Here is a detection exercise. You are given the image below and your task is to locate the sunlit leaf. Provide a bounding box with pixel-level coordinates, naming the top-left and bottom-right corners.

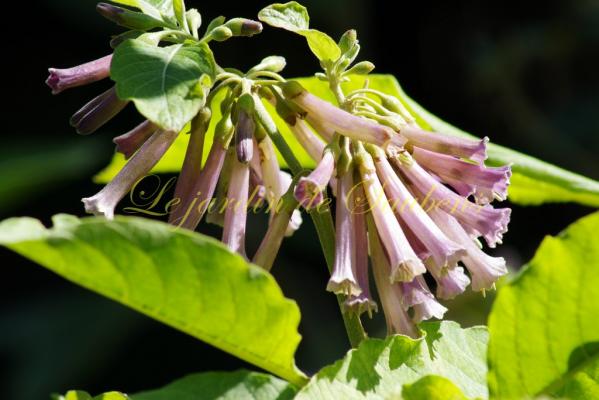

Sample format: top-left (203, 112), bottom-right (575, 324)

top-left (488, 211), bottom-right (599, 399)
top-left (0, 215), bottom-right (306, 385)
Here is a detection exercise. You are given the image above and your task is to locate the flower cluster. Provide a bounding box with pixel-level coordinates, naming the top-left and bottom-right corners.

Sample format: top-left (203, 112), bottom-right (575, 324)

top-left (47, 2), bottom-right (511, 338)
top-left (279, 79), bottom-right (511, 337)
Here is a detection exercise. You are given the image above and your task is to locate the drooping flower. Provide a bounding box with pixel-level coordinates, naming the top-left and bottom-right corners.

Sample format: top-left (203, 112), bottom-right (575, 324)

top-left (327, 167), bottom-right (361, 296)
top-left (83, 129), bottom-right (178, 219)
top-left (113, 120), bottom-right (159, 159)
top-left (294, 148), bottom-right (335, 209)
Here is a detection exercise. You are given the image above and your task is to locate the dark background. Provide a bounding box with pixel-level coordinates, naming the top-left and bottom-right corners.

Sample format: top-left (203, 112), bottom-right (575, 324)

top-left (1, 1), bottom-right (598, 398)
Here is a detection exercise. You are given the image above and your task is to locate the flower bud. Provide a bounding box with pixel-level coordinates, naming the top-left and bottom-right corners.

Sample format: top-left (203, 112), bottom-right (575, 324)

top-left (46, 55), bottom-right (112, 95)
top-left (344, 61), bottom-right (375, 76)
top-left (96, 3), bottom-right (166, 30)
top-left (210, 26), bottom-right (233, 42)
top-left (225, 18), bottom-right (263, 37)
top-left (338, 29), bottom-right (358, 54)
top-left (70, 86), bottom-right (129, 135)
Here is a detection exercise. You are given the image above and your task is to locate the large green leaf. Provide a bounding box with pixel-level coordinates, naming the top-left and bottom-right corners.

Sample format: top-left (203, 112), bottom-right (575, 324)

top-left (295, 321), bottom-right (488, 399)
top-left (132, 370), bottom-right (296, 400)
top-left (0, 215), bottom-right (306, 385)
top-left (488, 211), bottom-right (599, 399)
top-left (111, 39), bottom-right (216, 132)
top-left (95, 74), bottom-right (599, 207)
top-left (258, 2), bottom-right (341, 62)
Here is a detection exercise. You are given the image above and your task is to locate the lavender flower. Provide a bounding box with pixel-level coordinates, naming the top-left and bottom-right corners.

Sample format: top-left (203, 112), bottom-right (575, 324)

top-left (327, 169), bottom-right (361, 296)
top-left (287, 118), bottom-right (326, 161)
top-left (344, 184), bottom-right (377, 316)
top-left (401, 277), bottom-right (447, 323)
top-left (433, 266), bottom-right (471, 300)
top-left (83, 129), bottom-right (178, 219)
top-left (370, 146), bottom-right (466, 270)
top-left (70, 86), bottom-right (129, 135)
top-left (401, 124), bottom-right (488, 164)
top-left (396, 156), bottom-right (511, 248)
top-left (412, 147), bottom-right (511, 204)
top-left (46, 55), bottom-right (112, 95)
top-left (368, 216), bottom-right (418, 338)
top-left (355, 147), bottom-right (426, 282)
top-left (170, 109), bottom-right (212, 213)
top-left (429, 208), bottom-right (508, 291)
top-left (222, 157), bottom-right (250, 256)
top-left (113, 120), bottom-right (158, 159)
top-left (294, 148), bottom-right (335, 209)
top-left (282, 82), bottom-right (406, 148)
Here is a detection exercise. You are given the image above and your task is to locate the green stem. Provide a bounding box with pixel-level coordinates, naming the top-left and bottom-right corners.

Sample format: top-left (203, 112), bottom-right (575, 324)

top-left (252, 94), bottom-right (367, 348)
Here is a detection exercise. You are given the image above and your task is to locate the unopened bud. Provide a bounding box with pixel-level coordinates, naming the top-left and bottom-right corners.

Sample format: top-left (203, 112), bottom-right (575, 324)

top-left (338, 29), bottom-right (358, 54)
top-left (344, 61), bottom-right (375, 76)
top-left (225, 18), bottom-right (263, 37)
top-left (210, 26), bottom-right (233, 42)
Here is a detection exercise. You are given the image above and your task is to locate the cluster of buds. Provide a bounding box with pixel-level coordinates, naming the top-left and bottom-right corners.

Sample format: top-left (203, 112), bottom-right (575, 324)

top-left (47, 2), bottom-right (511, 338)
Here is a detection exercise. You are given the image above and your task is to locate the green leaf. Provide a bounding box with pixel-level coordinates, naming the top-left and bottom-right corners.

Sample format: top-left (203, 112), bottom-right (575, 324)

top-left (111, 0), bottom-right (175, 22)
top-left (258, 2), bottom-right (310, 32)
top-left (402, 376), bottom-right (469, 400)
top-left (0, 215), bottom-right (306, 386)
top-left (488, 211), bottom-right (599, 399)
top-left (132, 370), bottom-right (297, 400)
top-left (295, 321), bottom-right (488, 399)
top-left (111, 39), bottom-right (216, 132)
top-left (258, 2), bottom-right (340, 62)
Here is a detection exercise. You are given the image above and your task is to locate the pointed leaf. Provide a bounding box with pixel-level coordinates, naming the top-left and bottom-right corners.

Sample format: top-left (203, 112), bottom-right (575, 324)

top-left (488, 211), bottom-right (599, 399)
top-left (258, 2), bottom-right (340, 62)
top-left (0, 215), bottom-right (306, 385)
top-left (111, 39), bottom-right (216, 132)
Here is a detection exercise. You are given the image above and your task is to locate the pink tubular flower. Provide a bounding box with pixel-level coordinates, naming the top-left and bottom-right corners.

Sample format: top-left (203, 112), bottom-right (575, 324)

top-left (356, 149), bottom-right (426, 282)
top-left (70, 86), bottom-right (129, 135)
top-left (370, 147), bottom-right (466, 269)
top-left (412, 147), bottom-right (511, 204)
top-left (222, 157), bottom-right (250, 256)
top-left (401, 124), bottom-right (488, 164)
top-left (369, 216), bottom-right (418, 338)
top-left (168, 140), bottom-right (227, 229)
top-left (113, 120), bottom-right (158, 159)
top-left (429, 208), bottom-right (508, 291)
top-left (396, 157), bottom-right (511, 248)
top-left (327, 169), bottom-right (361, 296)
top-left (277, 171), bottom-right (303, 236)
top-left (287, 118), bottom-right (326, 161)
top-left (282, 82), bottom-right (406, 148)
top-left (344, 184), bottom-right (378, 316)
top-left (433, 266), bottom-right (471, 300)
top-left (83, 130), bottom-right (178, 219)
top-left (46, 54), bottom-right (113, 95)
top-left (294, 148), bottom-right (335, 209)
top-left (401, 277), bottom-right (447, 323)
